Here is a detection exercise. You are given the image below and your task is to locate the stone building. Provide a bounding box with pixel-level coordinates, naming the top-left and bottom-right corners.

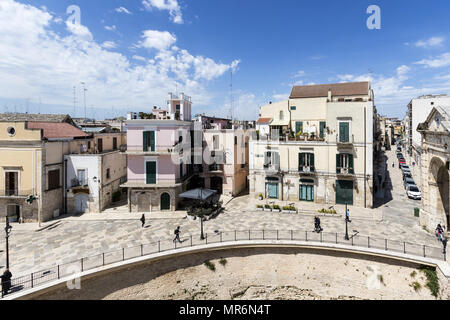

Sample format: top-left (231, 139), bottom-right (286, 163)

top-left (197, 117), bottom-right (249, 197)
top-left (64, 137), bottom-right (127, 214)
top-left (417, 106), bottom-right (450, 234)
top-left (249, 82), bottom-right (376, 208)
top-left (0, 114), bottom-right (90, 223)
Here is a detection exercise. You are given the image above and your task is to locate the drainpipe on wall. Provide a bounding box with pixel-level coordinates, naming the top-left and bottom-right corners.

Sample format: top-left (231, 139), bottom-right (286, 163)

top-left (64, 159), bottom-right (68, 215)
top-left (364, 106), bottom-right (367, 208)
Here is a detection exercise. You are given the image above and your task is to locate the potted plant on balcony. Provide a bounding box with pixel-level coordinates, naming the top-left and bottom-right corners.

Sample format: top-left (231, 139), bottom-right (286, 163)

top-left (258, 193), bottom-right (263, 200)
top-left (264, 204), bottom-right (272, 212)
top-left (256, 204), bottom-right (263, 211)
top-left (272, 204), bottom-right (281, 213)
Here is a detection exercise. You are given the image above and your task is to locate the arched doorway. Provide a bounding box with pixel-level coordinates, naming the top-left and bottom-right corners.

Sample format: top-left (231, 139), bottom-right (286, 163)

top-left (160, 193), bottom-right (171, 211)
top-left (210, 176), bottom-right (223, 194)
top-left (429, 157), bottom-right (450, 230)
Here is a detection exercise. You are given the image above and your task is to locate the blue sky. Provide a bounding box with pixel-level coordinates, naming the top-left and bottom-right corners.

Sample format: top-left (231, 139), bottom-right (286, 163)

top-left (1, 0), bottom-right (450, 120)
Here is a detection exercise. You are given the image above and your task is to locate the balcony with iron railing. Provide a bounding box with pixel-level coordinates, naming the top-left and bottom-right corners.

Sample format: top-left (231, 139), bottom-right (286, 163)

top-left (336, 134), bottom-right (355, 146)
top-left (336, 167), bottom-right (355, 176)
top-left (299, 166), bottom-right (315, 175)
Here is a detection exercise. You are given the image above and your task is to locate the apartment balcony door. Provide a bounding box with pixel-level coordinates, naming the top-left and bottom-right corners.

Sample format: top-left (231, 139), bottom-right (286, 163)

top-left (266, 183), bottom-right (278, 199)
top-left (300, 185), bottom-right (314, 202)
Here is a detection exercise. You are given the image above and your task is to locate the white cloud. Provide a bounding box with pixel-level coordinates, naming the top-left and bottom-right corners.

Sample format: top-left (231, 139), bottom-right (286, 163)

top-left (292, 70), bottom-right (305, 78)
top-left (101, 41), bottom-right (117, 49)
top-left (272, 93), bottom-right (289, 101)
top-left (105, 25), bottom-right (116, 31)
top-left (115, 7), bottom-right (132, 14)
top-left (139, 30), bottom-right (177, 50)
top-left (142, 0), bottom-right (183, 24)
top-left (132, 55), bottom-right (147, 62)
top-left (0, 0), bottom-right (239, 113)
top-left (415, 36), bottom-right (444, 48)
top-left (415, 53), bottom-right (450, 68)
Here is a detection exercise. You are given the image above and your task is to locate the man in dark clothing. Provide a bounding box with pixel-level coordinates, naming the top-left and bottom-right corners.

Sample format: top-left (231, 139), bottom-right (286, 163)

top-left (346, 209), bottom-right (352, 223)
top-left (140, 214), bottom-right (146, 228)
top-left (443, 237), bottom-right (448, 255)
top-left (173, 226), bottom-right (182, 243)
top-left (1, 269), bottom-right (12, 296)
top-left (314, 216), bottom-right (322, 233)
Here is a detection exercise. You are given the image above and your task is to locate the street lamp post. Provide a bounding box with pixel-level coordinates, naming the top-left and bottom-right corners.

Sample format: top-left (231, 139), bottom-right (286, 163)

top-left (5, 218), bottom-right (12, 269)
top-left (344, 203), bottom-right (349, 241)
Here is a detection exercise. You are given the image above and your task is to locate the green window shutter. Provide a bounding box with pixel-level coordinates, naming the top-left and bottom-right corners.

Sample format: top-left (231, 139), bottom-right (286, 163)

top-left (143, 131), bottom-right (148, 151)
top-left (336, 154), bottom-right (341, 173)
top-left (146, 162), bottom-right (156, 184)
top-left (299, 153), bottom-right (304, 167)
top-left (296, 122), bottom-right (303, 134)
top-left (149, 131), bottom-right (155, 151)
top-left (309, 153), bottom-right (315, 167)
top-left (339, 123), bottom-right (349, 142)
top-left (320, 122), bottom-right (326, 138)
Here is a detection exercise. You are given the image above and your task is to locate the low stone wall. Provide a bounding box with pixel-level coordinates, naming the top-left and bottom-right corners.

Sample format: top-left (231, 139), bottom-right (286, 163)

top-left (13, 244), bottom-right (449, 300)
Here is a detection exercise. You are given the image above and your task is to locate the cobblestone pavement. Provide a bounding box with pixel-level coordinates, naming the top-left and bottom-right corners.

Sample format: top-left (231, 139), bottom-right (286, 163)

top-left (0, 148), bottom-right (444, 277)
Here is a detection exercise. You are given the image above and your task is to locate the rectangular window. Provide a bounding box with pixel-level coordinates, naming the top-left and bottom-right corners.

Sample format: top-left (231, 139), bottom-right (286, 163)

top-left (295, 122), bottom-right (303, 134)
top-left (290, 106), bottom-right (296, 111)
top-left (48, 169), bottom-right (60, 190)
top-left (146, 161), bottom-right (156, 184)
top-left (5, 172), bottom-right (18, 196)
top-left (113, 137), bottom-right (117, 150)
top-left (339, 122), bottom-right (350, 142)
top-left (299, 153), bottom-right (315, 172)
top-left (97, 138), bottom-right (103, 153)
top-left (143, 131), bottom-right (155, 152)
top-left (87, 141), bottom-right (91, 149)
top-left (336, 153), bottom-right (354, 174)
top-left (213, 135), bottom-right (219, 150)
top-left (320, 122), bottom-right (326, 139)
top-left (77, 169), bottom-right (86, 186)
top-left (106, 168), bottom-right (111, 180)
top-left (180, 161), bottom-right (183, 179)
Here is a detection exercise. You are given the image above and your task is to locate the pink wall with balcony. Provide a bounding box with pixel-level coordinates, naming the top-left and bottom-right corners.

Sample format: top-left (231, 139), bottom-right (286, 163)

top-left (127, 155), bottom-right (180, 184)
top-left (126, 124), bottom-right (191, 151)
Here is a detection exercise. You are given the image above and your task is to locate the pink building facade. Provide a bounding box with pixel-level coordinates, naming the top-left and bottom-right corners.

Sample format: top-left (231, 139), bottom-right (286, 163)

top-left (122, 94), bottom-right (195, 212)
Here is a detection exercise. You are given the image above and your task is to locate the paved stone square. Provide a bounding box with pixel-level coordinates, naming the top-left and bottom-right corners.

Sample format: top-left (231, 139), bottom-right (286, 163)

top-left (0, 148), bottom-right (444, 278)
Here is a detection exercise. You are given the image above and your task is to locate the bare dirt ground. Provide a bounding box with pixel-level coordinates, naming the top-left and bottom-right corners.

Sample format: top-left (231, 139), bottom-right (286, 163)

top-left (38, 248), bottom-right (437, 300)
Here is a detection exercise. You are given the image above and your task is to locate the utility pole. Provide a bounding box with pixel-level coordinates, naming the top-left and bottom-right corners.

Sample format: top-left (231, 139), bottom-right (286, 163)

top-left (81, 82), bottom-right (87, 121)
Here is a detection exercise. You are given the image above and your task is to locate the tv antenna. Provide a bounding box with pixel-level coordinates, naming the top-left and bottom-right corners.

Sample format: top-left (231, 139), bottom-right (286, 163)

top-left (229, 70), bottom-right (233, 121)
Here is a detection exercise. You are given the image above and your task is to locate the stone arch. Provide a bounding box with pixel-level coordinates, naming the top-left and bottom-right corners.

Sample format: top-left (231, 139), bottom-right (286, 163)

top-left (429, 157), bottom-right (449, 230)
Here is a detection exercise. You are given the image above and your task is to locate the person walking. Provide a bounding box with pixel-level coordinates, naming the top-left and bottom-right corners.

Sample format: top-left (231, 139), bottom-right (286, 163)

top-left (314, 216), bottom-right (322, 233)
top-left (173, 226), bottom-right (182, 243)
top-left (1, 268), bottom-right (12, 297)
top-left (442, 236), bottom-right (448, 255)
top-left (140, 214), bottom-right (146, 228)
top-left (346, 208), bottom-right (351, 223)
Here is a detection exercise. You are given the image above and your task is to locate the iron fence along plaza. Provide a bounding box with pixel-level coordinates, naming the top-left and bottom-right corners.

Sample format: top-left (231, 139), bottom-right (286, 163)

top-left (2, 230), bottom-right (446, 298)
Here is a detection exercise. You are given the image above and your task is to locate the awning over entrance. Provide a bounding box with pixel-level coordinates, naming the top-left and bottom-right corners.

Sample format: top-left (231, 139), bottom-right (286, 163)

top-left (179, 188), bottom-right (217, 201)
top-left (270, 119), bottom-right (290, 126)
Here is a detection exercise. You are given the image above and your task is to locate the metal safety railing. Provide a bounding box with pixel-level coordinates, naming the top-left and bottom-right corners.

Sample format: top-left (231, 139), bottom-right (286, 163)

top-left (1, 229), bottom-right (446, 298)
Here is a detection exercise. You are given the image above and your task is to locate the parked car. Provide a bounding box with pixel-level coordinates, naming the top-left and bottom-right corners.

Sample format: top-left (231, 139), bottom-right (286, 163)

top-left (404, 177), bottom-right (416, 189)
top-left (406, 185), bottom-right (421, 200)
top-left (403, 172), bottom-right (413, 180)
top-left (397, 153), bottom-right (403, 158)
top-left (399, 160), bottom-right (406, 168)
